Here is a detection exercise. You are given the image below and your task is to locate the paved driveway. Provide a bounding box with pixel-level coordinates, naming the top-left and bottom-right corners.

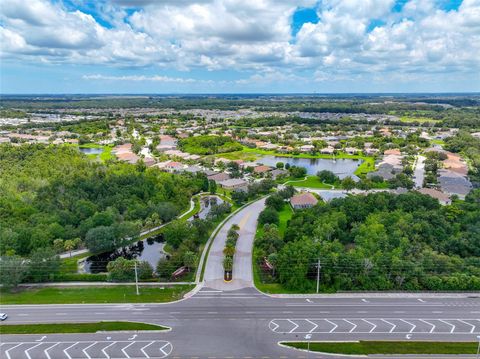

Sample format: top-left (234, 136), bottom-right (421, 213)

top-left (203, 198), bottom-right (266, 290)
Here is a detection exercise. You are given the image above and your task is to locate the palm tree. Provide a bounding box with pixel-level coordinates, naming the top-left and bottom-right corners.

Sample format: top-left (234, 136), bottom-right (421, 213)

top-left (223, 256), bottom-right (233, 271)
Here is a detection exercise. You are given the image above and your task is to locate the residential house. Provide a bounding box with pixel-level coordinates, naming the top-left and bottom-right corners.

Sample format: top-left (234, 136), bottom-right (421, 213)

top-left (418, 188), bottom-right (452, 205)
top-left (218, 178), bottom-right (248, 192)
top-left (290, 192), bottom-right (319, 209)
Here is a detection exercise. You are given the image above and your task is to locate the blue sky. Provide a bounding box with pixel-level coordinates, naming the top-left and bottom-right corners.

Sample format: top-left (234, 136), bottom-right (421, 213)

top-left (1, 0), bottom-right (479, 93)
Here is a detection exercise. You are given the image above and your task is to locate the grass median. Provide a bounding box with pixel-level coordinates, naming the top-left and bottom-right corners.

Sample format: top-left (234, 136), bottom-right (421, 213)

top-left (0, 285), bottom-right (194, 305)
top-left (282, 341), bottom-right (478, 355)
top-left (0, 321), bottom-right (168, 335)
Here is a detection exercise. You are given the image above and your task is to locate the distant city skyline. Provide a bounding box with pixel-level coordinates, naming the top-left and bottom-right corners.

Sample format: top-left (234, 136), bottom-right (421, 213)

top-left (1, 0), bottom-right (479, 94)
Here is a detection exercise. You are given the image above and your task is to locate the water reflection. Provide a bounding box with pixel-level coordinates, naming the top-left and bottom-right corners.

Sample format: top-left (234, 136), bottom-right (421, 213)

top-left (83, 233), bottom-right (165, 273)
top-left (258, 155), bottom-right (361, 179)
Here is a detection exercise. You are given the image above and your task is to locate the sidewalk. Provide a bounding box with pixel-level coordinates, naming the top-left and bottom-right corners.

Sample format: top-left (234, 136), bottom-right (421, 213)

top-left (19, 281), bottom-right (194, 287)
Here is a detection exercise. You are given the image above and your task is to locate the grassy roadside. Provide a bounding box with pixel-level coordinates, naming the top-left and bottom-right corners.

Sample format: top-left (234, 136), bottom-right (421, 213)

top-left (0, 285), bottom-right (193, 305)
top-left (0, 322), bottom-right (168, 335)
top-left (282, 341), bottom-right (478, 355)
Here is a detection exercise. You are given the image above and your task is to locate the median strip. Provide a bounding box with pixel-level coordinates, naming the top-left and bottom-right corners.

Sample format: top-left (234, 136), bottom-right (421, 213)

top-left (0, 321), bottom-right (169, 335)
top-left (280, 341), bottom-right (479, 355)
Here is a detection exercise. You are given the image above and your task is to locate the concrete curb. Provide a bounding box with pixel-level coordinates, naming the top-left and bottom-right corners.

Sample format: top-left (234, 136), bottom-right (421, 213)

top-left (265, 292), bottom-right (480, 299)
top-left (277, 341), bottom-right (367, 358)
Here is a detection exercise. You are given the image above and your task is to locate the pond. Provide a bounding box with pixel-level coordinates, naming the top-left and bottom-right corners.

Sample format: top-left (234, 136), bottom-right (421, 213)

top-left (82, 195), bottom-right (224, 273)
top-left (79, 147), bottom-right (104, 155)
top-left (258, 155), bottom-right (362, 179)
top-left (82, 234), bottom-right (166, 274)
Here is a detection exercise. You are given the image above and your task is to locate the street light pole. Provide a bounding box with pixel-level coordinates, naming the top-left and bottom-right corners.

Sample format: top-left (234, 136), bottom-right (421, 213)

top-left (316, 259), bottom-right (321, 294)
top-left (134, 261), bottom-right (139, 296)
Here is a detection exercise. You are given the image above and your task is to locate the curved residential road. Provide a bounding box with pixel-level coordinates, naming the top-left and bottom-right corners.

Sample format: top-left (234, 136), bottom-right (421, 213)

top-left (203, 197), bottom-right (266, 291)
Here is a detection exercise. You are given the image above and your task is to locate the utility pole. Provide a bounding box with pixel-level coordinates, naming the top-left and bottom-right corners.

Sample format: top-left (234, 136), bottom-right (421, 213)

top-left (134, 261), bottom-right (140, 296)
top-left (316, 258), bottom-right (321, 294)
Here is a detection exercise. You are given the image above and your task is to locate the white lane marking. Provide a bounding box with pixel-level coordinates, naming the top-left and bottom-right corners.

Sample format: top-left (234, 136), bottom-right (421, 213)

top-left (55, 313), bottom-right (67, 315)
top-left (140, 341), bottom-right (155, 358)
top-left (35, 336), bottom-right (46, 342)
top-left (400, 319), bottom-right (416, 333)
top-left (433, 311), bottom-right (443, 314)
top-left (439, 319), bottom-right (456, 333)
top-left (63, 342), bottom-right (78, 359)
top-left (159, 342), bottom-right (172, 357)
top-left (207, 312), bottom-right (218, 314)
top-left (5, 343), bottom-right (23, 359)
top-left (82, 342), bottom-right (97, 359)
top-left (121, 341), bottom-right (135, 359)
top-left (357, 311), bottom-right (367, 314)
top-left (282, 311), bottom-right (293, 314)
top-left (305, 319), bottom-right (318, 333)
top-left (268, 320), bottom-right (279, 332)
top-left (25, 343), bottom-right (43, 359)
top-left (325, 319), bottom-right (338, 333)
top-left (419, 319), bottom-right (435, 333)
top-left (169, 312), bottom-right (180, 314)
top-left (245, 311), bottom-right (256, 314)
top-left (199, 290), bottom-right (223, 293)
top-left (287, 319), bottom-right (299, 333)
top-left (95, 312), bottom-right (106, 315)
top-left (457, 319), bottom-right (476, 333)
top-left (44, 342), bottom-right (59, 359)
top-left (343, 319), bottom-right (357, 333)
top-left (362, 319), bottom-right (377, 333)
top-left (18, 314), bottom-right (29, 316)
top-left (101, 341), bottom-right (116, 358)
top-left (381, 319), bottom-right (396, 333)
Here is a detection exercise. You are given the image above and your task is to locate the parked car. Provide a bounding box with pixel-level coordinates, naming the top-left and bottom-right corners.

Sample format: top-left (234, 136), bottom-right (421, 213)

top-left (0, 313), bottom-right (7, 321)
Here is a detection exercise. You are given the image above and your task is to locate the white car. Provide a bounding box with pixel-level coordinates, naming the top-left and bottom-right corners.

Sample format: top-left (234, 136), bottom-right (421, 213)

top-left (0, 313), bottom-right (7, 321)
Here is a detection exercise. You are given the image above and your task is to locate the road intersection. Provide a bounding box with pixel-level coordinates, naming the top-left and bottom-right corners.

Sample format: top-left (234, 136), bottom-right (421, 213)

top-left (1, 199), bottom-right (480, 358)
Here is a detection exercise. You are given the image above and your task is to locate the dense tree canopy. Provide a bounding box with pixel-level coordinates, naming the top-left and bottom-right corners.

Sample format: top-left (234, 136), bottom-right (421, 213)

top-left (0, 144), bottom-right (203, 256)
top-left (257, 191), bottom-right (480, 292)
top-left (178, 135), bottom-right (242, 155)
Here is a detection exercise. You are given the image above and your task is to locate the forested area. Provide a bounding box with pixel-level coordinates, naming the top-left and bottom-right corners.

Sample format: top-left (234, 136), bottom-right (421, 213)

top-left (256, 191), bottom-right (480, 292)
top-left (178, 135), bottom-right (242, 155)
top-left (0, 144), bottom-right (203, 257)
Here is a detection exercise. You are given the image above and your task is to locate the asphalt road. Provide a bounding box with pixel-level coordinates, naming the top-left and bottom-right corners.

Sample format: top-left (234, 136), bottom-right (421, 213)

top-left (2, 289), bottom-right (480, 358)
top-left (203, 198), bottom-right (266, 291)
top-left (2, 198), bottom-right (480, 358)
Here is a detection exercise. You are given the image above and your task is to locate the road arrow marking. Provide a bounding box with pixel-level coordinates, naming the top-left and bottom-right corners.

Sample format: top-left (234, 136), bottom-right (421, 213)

top-left (417, 298), bottom-right (426, 303)
top-left (306, 299), bottom-right (313, 303)
top-left (406, 334), bottom-right (412, 339)
top-left (128, 334), bottom-right (137, 340)
top-left (361, 299), bottom-right (369, 303)
top-left (82, 341), bottom-right (97, 359)
top-left (35, 336), bottom-right (46, 342)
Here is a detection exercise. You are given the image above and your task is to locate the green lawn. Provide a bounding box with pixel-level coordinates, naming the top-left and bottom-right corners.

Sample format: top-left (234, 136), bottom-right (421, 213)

top-left (431, 139), bottom-right (446, 146)
top-left (283, 341), bottom-right (478, 355)
top-left (0, 321), bottom-right (168, 335)
top-left (78, 143), bottom-right (114, 162)
top-left (286, 176), bottom-right (334, 189)
top-left (399, 116), bottom-right (439, 123)
top-left (0, 285), bottom-right (193, 305)
top-left (277, 205), bottom-right (293, 237)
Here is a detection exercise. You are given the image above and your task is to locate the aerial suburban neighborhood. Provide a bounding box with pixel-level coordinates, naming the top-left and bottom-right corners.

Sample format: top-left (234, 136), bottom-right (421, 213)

top-left (1, 0), bottom-right (480, 357)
